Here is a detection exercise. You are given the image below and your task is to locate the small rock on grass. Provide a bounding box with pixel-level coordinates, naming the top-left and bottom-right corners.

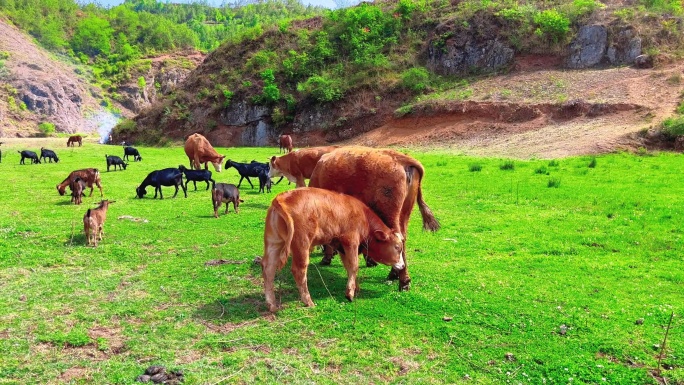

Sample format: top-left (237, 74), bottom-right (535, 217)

top-left (442, 316), bottom-right (453, 322)
top-left (635, 318), bottom-right (644, 325)
top-left (505, 352), bottom-right (515, 361)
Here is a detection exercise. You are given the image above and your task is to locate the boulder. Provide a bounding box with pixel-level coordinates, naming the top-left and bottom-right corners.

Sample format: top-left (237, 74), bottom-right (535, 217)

top-left (566, 25), bottom-right (607, 68)
top-left (428, 38), bottom-right (514, 75)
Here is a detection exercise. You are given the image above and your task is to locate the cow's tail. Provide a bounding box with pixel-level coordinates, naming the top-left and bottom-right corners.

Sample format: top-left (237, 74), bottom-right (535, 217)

top-left (268, 199), bottom-right (294, 271)
top-left (86, 209), bottom-right (91, 218)
top-left (405, 160), bottom-right (440, 232)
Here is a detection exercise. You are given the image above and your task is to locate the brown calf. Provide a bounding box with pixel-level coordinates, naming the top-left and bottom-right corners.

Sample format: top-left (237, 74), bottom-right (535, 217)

top-left (279, 134), bottom-right (293, 153)
top-left (262, 187), bottom-right (405, 312)
top-left (70, 177), bottom-right (86, 205)
top-left (57, 168), bottom-right (103, 197)
top-left (83, 200), bottom-right (115, 247)
top-left (268, 146), bottom-right (339, 188)
top-left (309, 146), bottom-right (440, 291)
top-left (67, 135), bottom-right (82, 147)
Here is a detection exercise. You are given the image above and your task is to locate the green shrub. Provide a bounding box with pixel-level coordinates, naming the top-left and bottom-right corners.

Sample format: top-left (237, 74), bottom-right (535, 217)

top-left (588, 157), bottom-right (597, 168)
top-left (222, 89), bottom-right (234, 108)
top-left (533, 10), bottom-right (570, 42)
top-left (7, 96), bottom-right (17, 111)
top-left (548, 160), bottom-right (560, 167)
top-left (19, 101), bottom-right (27, 111)
top-left (297, 75), bottom-right (342, 103)
top-left (640, 0), bottom-right (683, 14)
top-left (396, 0), bottom-right (427, 19)
top-left (260, 84), bottom-right (280, 104)
top-left (469, 163), bottom-right (482, 172)
top-left (115, 119), bottom-right (137, 133)
top-left (565, 0), bottom-right (605, 19)
top-left (548, 177), bottom-right (561, 188)
top-left (137, 76), bottom-right (146, 90)
top-left (0, 51), bottom-right (9, 60)
top-left (38, 122), bottom-right (56, 136)
top-left (401, 67), bottom-right (430, 93)
top-left (247, 51), bottom-right (278, 72)
top-left (394, 104), bottom-right (413, 117)
top-left (662, 116), bottom-right (684, 137)
top-left (535, 165), bottom-right (549, 174)
top-left (500, 160), bottom-right (515, 170)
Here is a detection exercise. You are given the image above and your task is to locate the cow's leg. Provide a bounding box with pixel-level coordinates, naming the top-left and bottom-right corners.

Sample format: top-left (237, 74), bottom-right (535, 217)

top-left (262, 237), bottom-right (286, 313)
top-left (320, 245), bottom-right (336, 265)
top-left (96, 181), bottom-right (103, 197)
top-left (291, 241), bottom-right (314, 308)
top-left (340, 243), bottom-right (360, 302)
top-left (295, 176), bottom-right (306, 188)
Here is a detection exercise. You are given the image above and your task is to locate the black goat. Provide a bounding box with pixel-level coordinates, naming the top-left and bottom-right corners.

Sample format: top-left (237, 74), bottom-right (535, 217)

top-left (258, 169), bottom-right (272, 193)
top-left (18, 150), bottom-right (40, 164)
top-left (225, 160), bottom-right (270, 189)
top-left (39, 147), bottom-right (59, 163)
top-left (123, 146), bottom-right (142, 161)
top-left (178, 165), bottom-right (215, 191)
top-left (105, 155), bottom-right (127, 172)
top-left (136, 168), bottom-right (187, 199)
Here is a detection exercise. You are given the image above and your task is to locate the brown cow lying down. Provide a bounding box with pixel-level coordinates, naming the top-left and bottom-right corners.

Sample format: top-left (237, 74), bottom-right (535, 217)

top-left (309, 146), bottom-right (440, 291)
top-left (262, 187), bottom-right (405, 312)
top-left (184, 133), bottom-right (225, 172)
top-left (268, 146), bottom-right (339, 188)
top-left (57, 168), bottom-right (103, 197)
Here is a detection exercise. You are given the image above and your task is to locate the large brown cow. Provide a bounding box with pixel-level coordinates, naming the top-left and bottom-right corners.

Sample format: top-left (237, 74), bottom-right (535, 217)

top-left (279, 134), bottom-right (293, 153)
top-left (268, 146), bottom-right (339, 188)
top-left (67, 135), bottom-right (82, 147)
top-left (262, 187), bottom-right (404, 312)
top-left (184, 133), bottom-right (225, 172)
top-left (308, 146), bottom-right (439, 291)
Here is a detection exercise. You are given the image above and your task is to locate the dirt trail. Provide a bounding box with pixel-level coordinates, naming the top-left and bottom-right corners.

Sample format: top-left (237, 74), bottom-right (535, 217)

top-left (348, 61), bottom-right (684, 158)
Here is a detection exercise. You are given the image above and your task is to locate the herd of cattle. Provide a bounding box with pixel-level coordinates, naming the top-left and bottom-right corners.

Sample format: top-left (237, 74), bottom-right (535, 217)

top-left (12, 133), bottom-right (439, 312)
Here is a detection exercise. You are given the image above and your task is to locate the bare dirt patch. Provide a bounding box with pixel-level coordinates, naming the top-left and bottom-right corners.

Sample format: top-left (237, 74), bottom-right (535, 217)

top-left (89, 326), bottom-right (126, 354)
top-left (59, 367), bottom-right (90, 382)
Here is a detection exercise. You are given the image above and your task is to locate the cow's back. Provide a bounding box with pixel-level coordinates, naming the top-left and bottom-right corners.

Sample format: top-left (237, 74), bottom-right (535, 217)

top-left (309, 147), bottom-right (408, 229)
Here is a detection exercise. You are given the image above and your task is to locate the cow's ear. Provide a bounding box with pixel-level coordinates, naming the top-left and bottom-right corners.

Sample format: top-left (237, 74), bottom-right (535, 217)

top-left (270, 156), bottom-right (276, 162)
top-left (373, 230), bottom-right (389, 242)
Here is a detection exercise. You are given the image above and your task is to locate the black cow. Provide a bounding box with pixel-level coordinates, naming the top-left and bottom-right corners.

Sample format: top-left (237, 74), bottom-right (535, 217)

top-left (18, 150), bottom-right (40, 164)
top-left (123, 146), bottom-right (142, 162)
top-left (105, 155), bottom-right (127, 172)
top-left (40, 147), bottom-right (59, 163)
top-left (136, 168), bottom-right (187, 199)
top-left (178, 165), bottom-right (214, 191)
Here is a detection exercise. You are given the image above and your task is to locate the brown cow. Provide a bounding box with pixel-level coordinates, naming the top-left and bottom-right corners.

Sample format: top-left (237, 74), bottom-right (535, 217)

top-left (57, 168), bottom-right (103, 197)
top-left (67, 135), bottom-right (82, 147)
top-left (279, 134), bottom-right (293, 153)
top-left (309, 146), bottom-right (439, 291)
top-left (268, 146), bottom-right (339, 188)
top-left (184, 133), bottom-right (225, 172)
top-left (262, 187), bottom-right (405, 312)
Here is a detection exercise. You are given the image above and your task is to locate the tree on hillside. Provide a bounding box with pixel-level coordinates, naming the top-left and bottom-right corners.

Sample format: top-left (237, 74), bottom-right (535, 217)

top-left (71, 16), bottom-right (114, 56)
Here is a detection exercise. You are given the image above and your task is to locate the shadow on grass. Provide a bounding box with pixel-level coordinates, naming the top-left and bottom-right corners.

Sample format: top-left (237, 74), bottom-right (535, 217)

top-left (63, 233), bottom-right (87, 246)
top-left (194, 254), bottom-right (391, 324)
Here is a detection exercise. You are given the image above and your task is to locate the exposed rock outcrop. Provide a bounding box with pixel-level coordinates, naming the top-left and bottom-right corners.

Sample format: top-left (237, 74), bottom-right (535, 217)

top-left (566, 25), bottom-right (642, 68)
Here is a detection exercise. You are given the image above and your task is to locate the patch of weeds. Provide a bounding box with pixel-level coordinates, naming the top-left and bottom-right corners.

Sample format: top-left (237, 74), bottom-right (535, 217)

top-left (588, 157), bottom-right (597, 168)
top-left (500, 160), bottom-right (515, 170)
top-left (548, 177), bottom-right (561, 188)
top-left (436, 160), bottom-right (447, 167)
top-left (535, 165), bottom-right (549, 174)
top-left (96, 337), bottom-right (109, 351)
top-left (469, 163), bottom-right (482, 172)
top-left (636, 147), bottom-right (654, 157)
top-left (38, 327), bottom-right (91, 347)
top-left (394, 104), bottom-right (413, 117)
top-left (666, 73), bottom-right (682, 85)
top-left (548, 160), bottom-right (560, 167)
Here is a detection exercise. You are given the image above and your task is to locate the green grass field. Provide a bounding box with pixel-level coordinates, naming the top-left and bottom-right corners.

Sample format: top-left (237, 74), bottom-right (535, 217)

top-left (0, 138), bottom-right (682, 384)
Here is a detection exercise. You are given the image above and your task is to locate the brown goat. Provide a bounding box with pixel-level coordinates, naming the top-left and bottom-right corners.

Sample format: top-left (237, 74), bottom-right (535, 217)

top-left (83, 200), bottom-right (115, 247)
top-left (70, 177), bottom-right (86, 205)
top-left (67, 135), bottom-right (82, 147)
top-left (57, 168), bottom-right (103, 197)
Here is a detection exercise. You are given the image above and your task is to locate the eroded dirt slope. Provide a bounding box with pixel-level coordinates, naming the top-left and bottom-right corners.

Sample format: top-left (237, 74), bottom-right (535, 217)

top-left (349, 59), bottom-right (683, 158)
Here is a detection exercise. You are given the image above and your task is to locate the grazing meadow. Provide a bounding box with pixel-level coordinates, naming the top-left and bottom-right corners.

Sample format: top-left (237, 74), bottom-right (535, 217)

top-left (0, 138), bottom-right (682, 384)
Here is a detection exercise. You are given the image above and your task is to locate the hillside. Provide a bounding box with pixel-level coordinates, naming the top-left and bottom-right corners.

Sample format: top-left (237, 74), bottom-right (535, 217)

top-left (120, 0), bottom-right (684, 156)
top-left (0, 18), bottom-right (103, 136)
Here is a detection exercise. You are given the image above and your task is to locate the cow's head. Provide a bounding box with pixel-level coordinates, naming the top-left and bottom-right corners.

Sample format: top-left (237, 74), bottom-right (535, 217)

top-left (211, 156), bottom-right (226, 172)
top-left (366, 230), bottom-right (404, 270)
top-left (136, 186), bottom-right (147, 199)
top-left (268, 156), bottom-right (283, 178)
top-left (57, 184), bottom-right (66, 196)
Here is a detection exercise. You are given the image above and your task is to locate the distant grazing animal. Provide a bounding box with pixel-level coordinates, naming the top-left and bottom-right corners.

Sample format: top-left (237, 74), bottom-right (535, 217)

top-left (178, 165), bottom-right (214, 191)
top-left (261, 187), bottom-right (405, 313)
top-left (184, 133), bottom-right (225, 172)
top-left (258, 169), bottom-right (272, 193)
top-left (39, 147), bottom-right (59, 163)
top-left (279, 134), bottom-right (293, 153)
top-left (123, 146), bottom-right (142, 161)
top-left (268, 146), bottom-right (339, 188)
top-left (0, 141), bottom-right (3, 163)
top-left (225, 160), bottom-right (268, 189)
top-left (83, 200), bottom-right (115, 247)
top-left (309, 146), bottom-right (440, 291)
top-left (105, 155), bottom-right (127, 171)
top-left (18, 150), bottom-right (40, 164)
top-left (70, 177), bottom-right (86, 205)
top-left (136, 168), bottom-right (186, 199)
top-left (67, 135), bottom-right (82, 147)
top-left (57, 168), bottom-right (103, 197)
top-left (212, 183), bottom-right (243, 217)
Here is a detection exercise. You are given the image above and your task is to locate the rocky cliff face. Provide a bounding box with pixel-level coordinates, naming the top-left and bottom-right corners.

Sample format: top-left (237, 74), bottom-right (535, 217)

top-left (0, 19), bottom-right (103, 136)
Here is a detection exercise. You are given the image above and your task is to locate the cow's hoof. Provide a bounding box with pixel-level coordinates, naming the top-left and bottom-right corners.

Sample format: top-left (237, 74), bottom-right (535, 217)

top-left (320, 257), bottom-right (332, 266)
top-left (399, 279), bottom-right (411, 292)
top-left (387, 268), bottom-right (399, 281)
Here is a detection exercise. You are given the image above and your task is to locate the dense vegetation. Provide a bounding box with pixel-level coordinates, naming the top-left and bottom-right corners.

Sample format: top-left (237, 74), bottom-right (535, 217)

top-left (121, 0), bottom-right (684, 142)
top-left (0, 0), bottom-right (325, 90)
top-left (0, 139), bottom-right (681, 383)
